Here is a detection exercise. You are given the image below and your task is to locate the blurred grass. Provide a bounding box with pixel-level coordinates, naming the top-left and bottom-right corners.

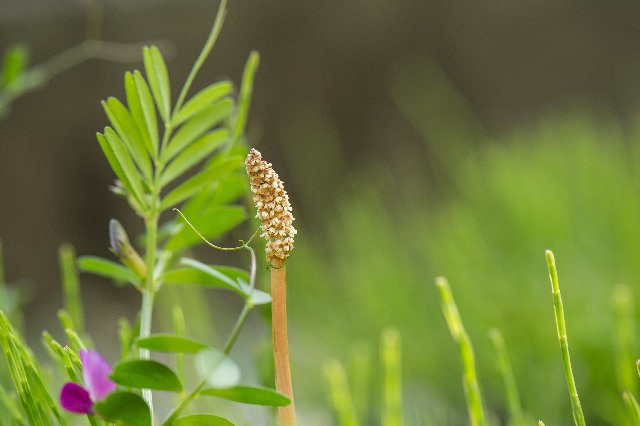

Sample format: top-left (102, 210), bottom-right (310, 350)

top-left (284, 59), bottom-right (640, 424)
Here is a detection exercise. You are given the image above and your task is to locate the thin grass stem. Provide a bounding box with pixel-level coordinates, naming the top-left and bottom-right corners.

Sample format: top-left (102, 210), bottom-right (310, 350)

top-left (612, 285), bottom-right (637, 394)
top-left (435, 276), bottom-right (486, 426)
top-left (324, 358), bottom-right (359, 426)
top-left (545, 250), bottom-right (585, 426)
top-left (59, 244), bottom-right (84, 333)
top-left (488, 328), bottom-right (524, 424)
top-left (381, 328), bottom-right (403, 426)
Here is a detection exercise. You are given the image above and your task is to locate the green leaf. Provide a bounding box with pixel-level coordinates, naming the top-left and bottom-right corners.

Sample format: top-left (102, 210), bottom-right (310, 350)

top-left (77, 255), bottom-right (140, 286)
top-left (1, 45), bottom-right (29, 87)
top-left (133, 70), bottom-right (159, 155)
top-left (160, 129), bottom-right (229, 188)
top-left (97, 131), bottom-right (147, 211)
top-left (163, 266), bottom-right (241, 293)
top-left (165, 205), bottom-right (245, 251)
top-left (102, 97), bottom-right (152, 180)
top-left (143, 46), bottom-right (171, 122)
top-left (178, 258), bottom-right (241, 291)
top-left (136, 334), bottom-right (207, 354)
top-left (200, 385), bottom-right (290, 406)
top-left (94, 391), bottom-right (151, 426)
top-left (111, 360), bottom-right (182, 392)
top-left (163, 99), bottom-right (233, 162)
top-left (103, 127), bottom-right (147, 207)
top-left (232, 51), bottom-right (260, 139)
top-left (182, 173), bottom-right (246, 217)
top-left (125, 72), bottom-right (154, 156)
top-left (164, 260), bottom-right (271, 304)
top-left (172, 414), bottom-right (233, 426)
top-left (158, 155), bottom-right (242, 211)
top-left (237, 280), bottom-right (271, 306)
top-left (172, 81), bottom-right (234, 127)
top-left (196, 348), bottom-right (240, 389)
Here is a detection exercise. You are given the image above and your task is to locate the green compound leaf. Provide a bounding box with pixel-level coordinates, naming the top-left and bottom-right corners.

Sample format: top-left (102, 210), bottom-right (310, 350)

top-left (196, 348), bottom-right (240, 389)
top-left (133, 70), bottom-right (159, 155)
top-left (171, 81), bottom-right (233, 127)
top-left (143, 45), bottom-right (171, 123)
top-left (97, 130), bottom-right (147, 211)
top-left (200, 385), bottom-right (290, 407)
top-left (77, 255), bottom-right (140, 287)
top-left (111, 359), bottom-right (182, 392)
top-left (165, 205), bottom-right (245, 251)
top-left (160, 129), bottom-right (229, 188)
top-left (162, 99), bottom-right (233, 162)
top-left (102, 96), bottom-right (152, 180)
top-left (125, 72), bottom-right (154, 157)
top-left (172, 414), bottom-right (233, 426)
top-left (158, 155), bottom-right (242, 211)
top-left (136, 334), bottom-right (207, 354)
top-left (94, 391), bottom-right (151, 426)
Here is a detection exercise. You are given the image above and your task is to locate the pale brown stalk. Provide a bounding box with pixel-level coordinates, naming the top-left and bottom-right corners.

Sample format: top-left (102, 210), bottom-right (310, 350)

top-left (245, 148), bottom-right (297, 425)
top-left (271, 260), bottom-right (296, 425)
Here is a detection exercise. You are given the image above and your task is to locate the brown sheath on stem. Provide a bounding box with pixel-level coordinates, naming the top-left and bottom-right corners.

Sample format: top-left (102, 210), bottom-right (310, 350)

top-left (271, 261), bottom-right (296, 425)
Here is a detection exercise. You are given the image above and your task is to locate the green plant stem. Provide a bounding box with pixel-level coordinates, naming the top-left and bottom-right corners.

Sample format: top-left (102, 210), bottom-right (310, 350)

top-left (612, 285), bottom-right (637, 394)
top-left (488, 328), bottom-right (523, 424)
top-left (172, 0), bottom-right (228, 115)
top-left (324, 358), bottom-right (359, 426)
top-left (59, 244), bottom-right (84, 332)
top-left (162, 245), bottom-right (257, 425)
top-left (139, 214), bottom-right (158, 419)
top-left (435, 276), bottom-right (486, 426)
top-left (545, 250), bottom-right (585, 426)
top-left (380, 328), bottom-right (403, 426)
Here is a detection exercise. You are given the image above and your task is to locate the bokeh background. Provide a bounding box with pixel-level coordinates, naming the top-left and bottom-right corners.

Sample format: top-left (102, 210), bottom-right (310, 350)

top-left (3, 0), bottom-right (640, 424)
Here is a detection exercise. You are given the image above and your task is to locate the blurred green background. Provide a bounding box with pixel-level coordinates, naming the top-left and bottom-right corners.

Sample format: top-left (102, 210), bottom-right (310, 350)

top-left (3, 0), bottom-right (640, 424)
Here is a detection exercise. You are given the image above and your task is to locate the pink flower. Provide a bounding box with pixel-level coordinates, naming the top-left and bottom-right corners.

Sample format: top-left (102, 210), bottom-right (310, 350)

top-left (60, 349), bottom-right (116, 414)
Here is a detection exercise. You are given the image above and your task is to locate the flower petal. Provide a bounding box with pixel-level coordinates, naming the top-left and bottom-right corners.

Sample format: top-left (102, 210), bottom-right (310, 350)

top-left (60, 382), bottom-right (93, 414)
top-left (80, 348), bottom-right (117, 401)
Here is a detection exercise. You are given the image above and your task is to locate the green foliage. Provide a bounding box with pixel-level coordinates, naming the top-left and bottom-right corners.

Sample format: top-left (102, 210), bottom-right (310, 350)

top-left (287, 58), bottom-right (640, 424)
top-left (0, 1), bottom-right (291, 424)
top-left (95, 392), bottom-right (152, 426)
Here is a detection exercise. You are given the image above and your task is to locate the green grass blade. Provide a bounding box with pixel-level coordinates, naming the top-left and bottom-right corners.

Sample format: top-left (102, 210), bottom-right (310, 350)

top-left (613, 285), bottom-right (637, 394)
top-left (488, 328), bottom-right (524, 424)
top-left (435, 277), bottom-right (486, 426)
top-left (143, 46), bottom-right (171, 123)
top-left (380, 328), bottom-right (403, 426)
top-left (58, 243), bottom-right (84, 332)
top-left (545, 250), bottom-right (586, 426)
top-left (623, 391), bottom-right (640, 423)
top-left (324, 358), bottom-right (359, 426)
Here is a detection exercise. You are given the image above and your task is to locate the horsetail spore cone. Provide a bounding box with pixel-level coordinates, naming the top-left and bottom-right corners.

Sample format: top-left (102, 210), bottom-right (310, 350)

top-left (245, 148), bottom-right (297, 265)
top-left (246, 148), bottom-right (297, 425)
